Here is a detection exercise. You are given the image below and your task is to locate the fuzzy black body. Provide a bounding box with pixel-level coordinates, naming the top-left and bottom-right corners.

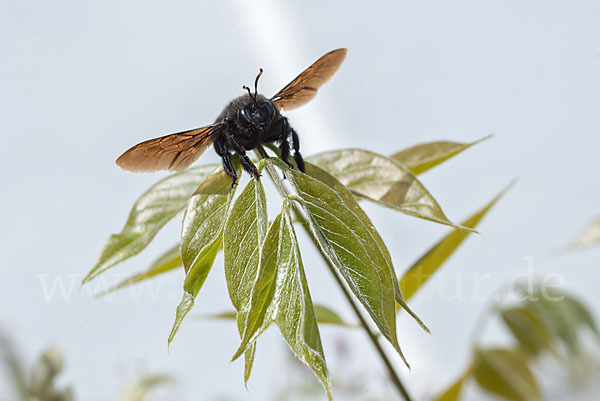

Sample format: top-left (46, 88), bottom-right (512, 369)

top-left (213, 93), bottom-right (304, 184)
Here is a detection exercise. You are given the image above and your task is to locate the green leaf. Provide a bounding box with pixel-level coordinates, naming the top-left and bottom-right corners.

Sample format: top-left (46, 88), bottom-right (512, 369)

top-left (473, 348), bottom-right (541, 401)
top-left (168, 167), bottom-right (238, 345)
top-left (306, 149), bottom-right (464, 229)
top-left (169, 292), bottom-right (194, 344)
top-left (84, 164), bottom-right (218, 283)
top-left (501, 306), bottom-right (556, 356)
top-left (391, 135), bottom-right (492, 175)
top-left (302, 161), bottom-right (427, 334)
top-left (94, 244), bottom-right (182, 298)
top-left (233, 200), bottom-right (331, 399)
top-left (270, 159), bottom-right (425, 366)
top-left (400, 181), bottom-right (514, 301)
top-left (223, 178), bottom-right (268, 383)
top-left (568, 215), bottom-right (600, 250)
top-left (243, 344), bottom-right (256, 387)
top-left (313, 305), bottom-right (356, 327)
top-left (520, 286), bottom-right (600, 353)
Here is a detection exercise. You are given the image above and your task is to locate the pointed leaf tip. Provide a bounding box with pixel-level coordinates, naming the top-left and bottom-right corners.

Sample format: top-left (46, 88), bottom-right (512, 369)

top-left (392, 134), bottom-right (493, 175)
top-left (168, 292), bottom-right (194, 346)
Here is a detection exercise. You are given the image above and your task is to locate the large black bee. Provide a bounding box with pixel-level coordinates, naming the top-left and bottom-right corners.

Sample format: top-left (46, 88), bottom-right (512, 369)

top-left (116, 48), bottom-right (347, 184)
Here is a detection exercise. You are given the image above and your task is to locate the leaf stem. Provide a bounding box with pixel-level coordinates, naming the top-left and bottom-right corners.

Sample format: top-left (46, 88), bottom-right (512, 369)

top-left (254, 146), bottom-right (413, 401)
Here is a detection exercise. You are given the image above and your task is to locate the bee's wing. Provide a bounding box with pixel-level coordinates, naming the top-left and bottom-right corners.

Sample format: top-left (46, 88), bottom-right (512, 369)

top-left (271, 48), bottom-right (347, 111)
top-left (116, 123), bottom-right (223, 172)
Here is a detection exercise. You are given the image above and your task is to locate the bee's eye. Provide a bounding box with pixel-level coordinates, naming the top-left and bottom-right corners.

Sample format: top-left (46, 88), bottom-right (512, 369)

top-left (262, 101), bottom-right (276, 120)
top-left (237, 107), bottom-right (252, 124)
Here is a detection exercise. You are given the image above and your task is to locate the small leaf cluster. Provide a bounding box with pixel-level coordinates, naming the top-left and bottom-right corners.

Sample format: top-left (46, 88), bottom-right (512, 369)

top-left (84, 137), bottom-right (491, 399)
top-left (434, 284), bottom-right (600, 401)
top-left (0, 335), bottom-right (73, 401)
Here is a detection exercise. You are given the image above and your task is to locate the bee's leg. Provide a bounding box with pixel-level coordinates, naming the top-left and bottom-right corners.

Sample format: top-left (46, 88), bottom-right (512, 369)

top-left (214, 135), bottom-right (238, 185)
top-left (279, 118), bottom-right (292, 168)
top-left (290, 127), bottom-right (305, 172)
top-left (227, 134), bottom-right (261, 180)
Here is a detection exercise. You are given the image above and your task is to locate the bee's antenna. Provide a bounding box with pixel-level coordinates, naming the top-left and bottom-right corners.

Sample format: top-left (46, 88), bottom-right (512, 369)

top-left (254, 68), bottom-right (263, 98)
top-left (242, 69), bottom-right (263, 107)
top-left (242, 84), bottom-right (257, 105)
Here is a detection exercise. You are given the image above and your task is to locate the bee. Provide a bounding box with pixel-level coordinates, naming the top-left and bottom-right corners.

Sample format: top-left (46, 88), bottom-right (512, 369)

top-left (116, 48), bottom-right (347, 184)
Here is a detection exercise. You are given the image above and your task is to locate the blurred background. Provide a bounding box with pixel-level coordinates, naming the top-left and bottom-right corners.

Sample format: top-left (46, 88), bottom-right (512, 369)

top-left (1, 0), bottom-right (599, 400)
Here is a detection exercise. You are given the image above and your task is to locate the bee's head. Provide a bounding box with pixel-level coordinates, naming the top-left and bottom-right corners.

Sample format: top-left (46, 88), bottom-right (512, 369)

top-left (238, 69), bottom-right (276, 130)
top-left (237, 100), bottom-right (275, 130)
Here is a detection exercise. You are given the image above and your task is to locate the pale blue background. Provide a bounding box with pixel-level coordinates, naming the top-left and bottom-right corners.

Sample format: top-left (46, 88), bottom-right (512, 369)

top-left (1, 0), bottom-right (599, 400)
